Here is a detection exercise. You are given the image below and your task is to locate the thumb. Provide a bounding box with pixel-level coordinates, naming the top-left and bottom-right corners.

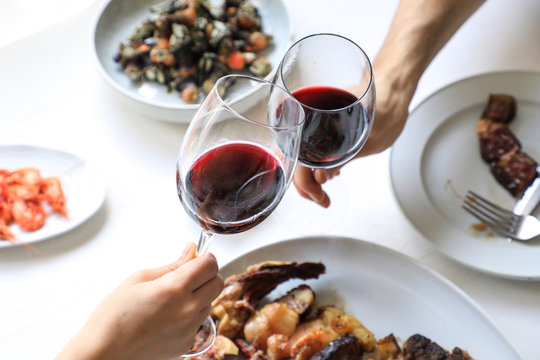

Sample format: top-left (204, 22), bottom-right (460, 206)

top-left (135, 242), bottom-right (197, 282)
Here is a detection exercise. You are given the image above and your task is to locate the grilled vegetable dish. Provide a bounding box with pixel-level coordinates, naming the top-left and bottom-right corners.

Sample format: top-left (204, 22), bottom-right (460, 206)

top-left (193, 261), bottom-right (473, 360)
top-left (114, 0), bottom-right (273, 104)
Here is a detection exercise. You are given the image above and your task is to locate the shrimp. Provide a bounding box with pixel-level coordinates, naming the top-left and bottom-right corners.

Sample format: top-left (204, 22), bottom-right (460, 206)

top-left (0, 224), bottom-right (15, 241)
top-left (11, 199), bottom-right (46, 232)
top-left (0, 195), bottom-right (14, 240)
top-left (0, 196), bottom-right (13, 225)
top-left (39, 177), bottom-right (68, 218)
top-left (0, 169), bottom-right (9, 182)
top-left (4, 167), bottom-right (41, 200)
top-left (6, 167), bottom-right (41, 188)
top-left (0, 187), bottom-right (15, 240)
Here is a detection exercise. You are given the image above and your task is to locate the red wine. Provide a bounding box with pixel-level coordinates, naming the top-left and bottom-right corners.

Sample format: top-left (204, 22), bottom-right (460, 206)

top-left (292, 85), bottom-right (366, 167)
top-left (179, 142), bottom-right (285, 234)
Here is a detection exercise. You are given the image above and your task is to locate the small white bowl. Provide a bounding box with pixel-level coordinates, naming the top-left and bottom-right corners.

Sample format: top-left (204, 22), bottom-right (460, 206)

top-left (92, 0), bottom-right (294, 123)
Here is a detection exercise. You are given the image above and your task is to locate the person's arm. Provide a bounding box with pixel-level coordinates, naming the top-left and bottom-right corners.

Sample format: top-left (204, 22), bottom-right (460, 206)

top-left (55, 243), bottom-right (224, 360)
top-left (293, 0), bottom-right (486, 208)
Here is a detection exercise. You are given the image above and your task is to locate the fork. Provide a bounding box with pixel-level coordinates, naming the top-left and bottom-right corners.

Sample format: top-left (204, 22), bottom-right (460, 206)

top-left (462, 190), bottom-right (540, 241)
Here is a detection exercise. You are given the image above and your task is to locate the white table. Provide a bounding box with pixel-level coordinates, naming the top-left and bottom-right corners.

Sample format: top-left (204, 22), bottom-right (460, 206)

top-left (1, 0), bottom-right (539, 359)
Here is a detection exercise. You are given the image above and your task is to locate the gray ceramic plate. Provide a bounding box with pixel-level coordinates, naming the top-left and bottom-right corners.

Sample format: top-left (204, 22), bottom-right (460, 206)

top-left (92, 0), bottom-right (294, 123)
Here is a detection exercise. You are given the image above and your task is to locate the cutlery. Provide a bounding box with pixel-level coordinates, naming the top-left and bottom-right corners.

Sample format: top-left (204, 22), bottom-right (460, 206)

top-left (513, 167), bottom-right (540, 215)
top-left (463, 190), bottom-right (540, 241)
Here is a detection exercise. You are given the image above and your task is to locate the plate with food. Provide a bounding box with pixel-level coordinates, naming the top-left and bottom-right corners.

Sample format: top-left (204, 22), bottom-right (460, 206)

top-left (202, 236), bottom-right (522, 359)
top-left (390, 71), bottom-right (540, 280)
top-left (0, 145), bottom-right (106, 248)
top-left (92, 0), bottom-right (293, 123)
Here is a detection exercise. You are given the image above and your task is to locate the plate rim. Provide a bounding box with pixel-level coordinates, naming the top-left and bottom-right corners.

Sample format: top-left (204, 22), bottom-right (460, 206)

top-left (0, 143), bottom-right (106, 248)
top-left (389, 69), bottom-right (540, 280)
top-left (218, 235), bottom-right (523, 358)
top-left (90, 0), bottom-right (295, 118)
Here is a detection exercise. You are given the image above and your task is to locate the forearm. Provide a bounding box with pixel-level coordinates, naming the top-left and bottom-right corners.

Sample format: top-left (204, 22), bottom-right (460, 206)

top-left (375, 0), bottom-right (486, 98)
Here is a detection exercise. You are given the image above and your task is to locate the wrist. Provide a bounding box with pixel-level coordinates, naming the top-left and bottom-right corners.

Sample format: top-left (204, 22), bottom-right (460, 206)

top-left (372, 50), bottom-right (420, 107)
top-left (55, 322), bottom-right (115, 360)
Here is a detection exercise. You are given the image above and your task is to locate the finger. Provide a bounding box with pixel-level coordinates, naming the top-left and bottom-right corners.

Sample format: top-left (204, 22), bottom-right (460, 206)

top-left (192, 274), bottom-right (224, 306)
top-left (293, 167), bottom-right (331, 207)
top-left (313, 169), bottom-right (329, 184)
top-left (295, 186), bottom-right (313, 201)
top-left (166, 252), bottom-right (220, 292)
top-left (131, 243), bottom-right (197, 283)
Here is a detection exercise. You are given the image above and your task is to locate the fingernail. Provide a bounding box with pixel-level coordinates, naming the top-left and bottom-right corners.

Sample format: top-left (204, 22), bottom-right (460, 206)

top-left (182, 242), bottom-right (193, 256)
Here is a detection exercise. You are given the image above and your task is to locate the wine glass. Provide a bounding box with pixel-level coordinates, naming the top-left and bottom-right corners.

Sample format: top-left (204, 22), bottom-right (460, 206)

top-left (175, 74), bottom-right (305, 357)
top-left (273, 33), bottom-right (375, 169)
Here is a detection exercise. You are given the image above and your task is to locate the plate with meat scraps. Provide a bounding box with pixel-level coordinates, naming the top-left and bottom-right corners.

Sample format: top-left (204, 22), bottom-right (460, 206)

top-left (0, 145), bottom-right (106, 248)
top-left (218, 236), bottom-right (522, 359)
top-left (390, 71), bottom-right (540, 280)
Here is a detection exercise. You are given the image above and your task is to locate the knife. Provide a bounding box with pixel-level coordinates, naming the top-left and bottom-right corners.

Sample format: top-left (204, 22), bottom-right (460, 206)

top-left (513, 166), bottom-right (540, 215)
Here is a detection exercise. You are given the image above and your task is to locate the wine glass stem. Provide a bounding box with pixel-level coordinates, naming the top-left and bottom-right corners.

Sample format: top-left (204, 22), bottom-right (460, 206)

top-left (197, 229), bottom-right (215, 255)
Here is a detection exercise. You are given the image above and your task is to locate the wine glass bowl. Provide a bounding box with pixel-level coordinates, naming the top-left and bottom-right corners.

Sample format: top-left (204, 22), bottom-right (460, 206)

top-left (177, 75), bottom-right (304, 244)
top-left (273, 33), bottom-right (376, 169)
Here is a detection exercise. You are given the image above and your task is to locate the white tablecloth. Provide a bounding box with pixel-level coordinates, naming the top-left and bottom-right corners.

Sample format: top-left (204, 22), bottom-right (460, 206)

top-left (1, 0), bottom-right (539, 359)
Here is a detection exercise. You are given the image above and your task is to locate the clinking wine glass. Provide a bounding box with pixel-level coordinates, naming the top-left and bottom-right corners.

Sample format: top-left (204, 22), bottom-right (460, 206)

top-left (273, 33), bottom-right (375, 169)
top-left (175, 74), bottom-right (305, 357)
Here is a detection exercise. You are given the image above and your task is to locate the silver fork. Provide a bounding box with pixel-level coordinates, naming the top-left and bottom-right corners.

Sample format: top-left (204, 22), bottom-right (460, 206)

top-left (462, 190), bottom-right (540, 241)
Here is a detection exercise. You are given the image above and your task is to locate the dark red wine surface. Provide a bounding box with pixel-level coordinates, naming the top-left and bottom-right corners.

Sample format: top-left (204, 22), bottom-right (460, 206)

top-left (179, 142), bottom-right (284, 234)
top-left (292, 85), bottom-right (366, 167)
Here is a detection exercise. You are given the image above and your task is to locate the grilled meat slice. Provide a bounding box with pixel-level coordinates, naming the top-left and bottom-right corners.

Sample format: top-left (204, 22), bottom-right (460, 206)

top-left (481, 94), bottom-right (516, 123)
top-left (403, 334), bottom-right (448, 360)
top-left (308, 335), bottom-right (363, 360)
top-left (490, 151), bottom-right (538, 197)
top-left (478, 122), bottom-right (521, 163)
top-left (477, 94), bottom-right (539, 197)
top-left (448, 347), bottom-right (473, 360)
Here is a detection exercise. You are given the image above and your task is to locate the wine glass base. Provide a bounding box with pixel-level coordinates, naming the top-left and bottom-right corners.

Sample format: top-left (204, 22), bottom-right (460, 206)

top-left (177, 316), bottom-right (216, 358)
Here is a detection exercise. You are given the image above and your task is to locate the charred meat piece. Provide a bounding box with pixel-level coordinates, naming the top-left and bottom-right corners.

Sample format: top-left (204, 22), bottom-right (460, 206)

top-left (403, 334), bottom-right (448, 360)
top-left (308, 335), bottom-right (363, 360)
top-left (211, 261), bottom-right (325, 339)
top-left (448, 347), bottom-right (473, 360)
top-left (478, 121), bottom-right (521, 163)
top-left (490, 152), bottom-right (538, 197)
top-left (482, 94), bottom-right (517, 123)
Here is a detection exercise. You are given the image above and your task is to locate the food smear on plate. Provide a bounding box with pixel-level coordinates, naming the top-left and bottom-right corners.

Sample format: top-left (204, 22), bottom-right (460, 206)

top-left (477, 94), bottom-right (539, 198)
top-left (0, 167), bottom-right (68, 242)
top-left (114, 0), bottom-right (273, 104)
top-left (196, 260), bottom-right (474, 360)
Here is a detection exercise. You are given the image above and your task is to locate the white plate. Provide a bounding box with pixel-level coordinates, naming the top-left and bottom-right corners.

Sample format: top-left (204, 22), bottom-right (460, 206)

top-left (390, 71), bottom-right (540, 280)
top-left (0, 145), bottom-right (106, 247)
top-left (219, 236), bottom-right (522, 358)
top-left (92, 0), bottom-right (294, 123)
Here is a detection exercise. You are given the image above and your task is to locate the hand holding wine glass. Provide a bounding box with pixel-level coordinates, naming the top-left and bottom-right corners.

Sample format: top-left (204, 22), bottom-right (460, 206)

top-left (273, 33), bottom-right (376, 207)
top-left (54, 243), bottom-right (223, 360)
top-left (176, 74), bottom-right (305, 356)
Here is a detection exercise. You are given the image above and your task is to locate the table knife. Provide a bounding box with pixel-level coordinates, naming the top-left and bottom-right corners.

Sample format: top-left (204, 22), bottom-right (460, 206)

top-left (513, 166), bottom-right (540, 215)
